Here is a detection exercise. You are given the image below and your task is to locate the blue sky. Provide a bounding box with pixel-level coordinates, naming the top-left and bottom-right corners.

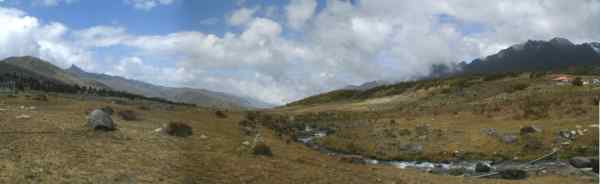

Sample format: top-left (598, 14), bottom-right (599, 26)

top-left (0, 0), bottom-right (597, 104)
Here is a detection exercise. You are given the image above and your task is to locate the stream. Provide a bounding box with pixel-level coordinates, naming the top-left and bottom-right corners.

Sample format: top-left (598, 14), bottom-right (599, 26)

top-left (295, 126), bottom-right (591, 178)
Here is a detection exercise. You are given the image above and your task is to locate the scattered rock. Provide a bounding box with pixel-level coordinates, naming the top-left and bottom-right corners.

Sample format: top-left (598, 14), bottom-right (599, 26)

top-left (242, 141), bottom-right (251, 146)
top-left (87, 109), bottom-right (115, 131)
top-left (118, 110), bottom-right (138, 121)
top-left (252, 142), bottom-right (273, 156)
top-left (475, 162), bottom-right (491, 173)
top-left (239, 119), bottom-right (259, 136)
top-left (0, 108), bottom-right (7, 112)
top-left (16, 114), bottom-right (31, 119)
top-left (499, 169), bottom-right (528, 180)
top-left (161, 122), bottom-right (193, 137)
top-left (500, 134), bottom-right (518, 144)
top-left (100, 106), bottom-right (114, 115)
top-left (215, 110), bottom-right (227, 118)
top-left (569, 157), bottom-right (592, 168)
top-left (200, 134), bottom-right (208, 139)
top-left (558, 130), bottom-right (576, 140)
top-left (480, 128), bottom-right (497, 136)
top-left (520, 125), bottom-right (541, 135)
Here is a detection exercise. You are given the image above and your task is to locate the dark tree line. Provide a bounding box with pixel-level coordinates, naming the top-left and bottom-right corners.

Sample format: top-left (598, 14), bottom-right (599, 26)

top-left (0, 72), bottom-right (194, 106)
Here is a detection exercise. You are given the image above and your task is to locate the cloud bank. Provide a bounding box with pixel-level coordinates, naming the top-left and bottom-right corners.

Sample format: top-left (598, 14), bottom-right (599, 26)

top-left (0, 0), bottom-right (599, 105)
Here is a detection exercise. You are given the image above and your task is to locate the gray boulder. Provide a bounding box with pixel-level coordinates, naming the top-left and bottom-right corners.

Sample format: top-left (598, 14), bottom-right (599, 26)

top-left (569, 157), bottom-right (592, 168)
top-left (88, 109), bottom-right (115, 131)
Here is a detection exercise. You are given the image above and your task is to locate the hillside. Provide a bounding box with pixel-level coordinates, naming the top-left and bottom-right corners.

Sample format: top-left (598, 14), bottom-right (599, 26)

top-left (274, 72), bottom-right (599, 168)
top-left (0, 56), bottom-right (109, 89)
top-left (66, 65), bottom-right (273, 109)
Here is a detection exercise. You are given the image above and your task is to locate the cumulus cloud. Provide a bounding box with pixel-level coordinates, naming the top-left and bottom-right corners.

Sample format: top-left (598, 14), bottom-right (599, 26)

top-left (125, 0), bottom-right (174, 10)
top-left (285, 0), bottom-right (317, 30)
top-left (0, 7), bottom-right (93, 69)
top-left (1, 0), bottom-right (599, 105)
top-left (227, 7), bottom-right (258, 26)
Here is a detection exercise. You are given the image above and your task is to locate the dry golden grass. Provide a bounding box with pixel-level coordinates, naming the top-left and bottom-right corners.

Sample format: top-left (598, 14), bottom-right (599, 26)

top-left (0, 93), bottom-right (597, 183)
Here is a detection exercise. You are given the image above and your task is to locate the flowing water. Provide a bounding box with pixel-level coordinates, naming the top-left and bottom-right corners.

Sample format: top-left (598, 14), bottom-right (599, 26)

top-left (295, 126), bottom-right (589, 178)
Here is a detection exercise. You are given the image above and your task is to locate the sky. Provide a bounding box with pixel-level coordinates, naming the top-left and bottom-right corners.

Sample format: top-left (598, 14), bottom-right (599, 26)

top-left (0, 0), bottom-right (598, 105)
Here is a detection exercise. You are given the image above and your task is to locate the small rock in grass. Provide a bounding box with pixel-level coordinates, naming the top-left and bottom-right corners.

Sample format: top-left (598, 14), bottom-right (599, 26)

top-left (500, 134), bottom-right (518, 144)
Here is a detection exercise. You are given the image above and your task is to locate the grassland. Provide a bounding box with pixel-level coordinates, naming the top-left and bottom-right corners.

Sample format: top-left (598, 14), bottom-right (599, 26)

top-left (275, 73), bottom-right (599, 162)
top-left (0, 89), bottom-right (597, 183)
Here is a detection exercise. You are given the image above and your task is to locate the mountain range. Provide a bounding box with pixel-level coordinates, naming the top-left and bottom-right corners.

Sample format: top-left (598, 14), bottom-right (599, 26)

top-left (0, 56), bottom-right (273, 109)
top-left (345, 37), bottom-right (600, 91)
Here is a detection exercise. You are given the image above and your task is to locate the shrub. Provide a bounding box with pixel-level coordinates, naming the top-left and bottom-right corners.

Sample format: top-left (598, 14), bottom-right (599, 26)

top-left (32, 94), bottom-right (48, 101)
top-left (253, 142), bottom-right (273, 156)
top-left (572, 77), bottom-right (584, 86)
top-left (521, 97), bottom-right (549, 119)
top-left (505, 83), bottom-right (529, 93)
top-left (215, 110), bottom-right (227, 118)
top-left (118, 110), bottom-right (138, 121)
top-left (163, 122), bottom-right (193, 137)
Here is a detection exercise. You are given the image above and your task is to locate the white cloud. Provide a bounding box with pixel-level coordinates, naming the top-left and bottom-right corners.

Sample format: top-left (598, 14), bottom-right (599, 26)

top-left (227, 7), bottom-right (258, 26)
top-left (0, 7), bottom-right (93, 69)
top-left (285, 0), bottom-right (317, 30)
top-left (1, 0), bottom-right (599, 105)
top-left (125, 0), bottom-right (174, 11)
top-left (33, 0), bottom-right (78, 7)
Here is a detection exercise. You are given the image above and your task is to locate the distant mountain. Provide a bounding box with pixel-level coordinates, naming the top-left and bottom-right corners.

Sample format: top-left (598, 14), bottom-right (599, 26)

top-left (290, 37), bottom-right (600, 107)
top-left (0, 56), bottom-right (109, 89)
top-left (588, 42), bottom-right (600, 54)
top-left (460, 37), bottom-right (600, 74)
top-left (66, 65), bottom-right (274, 109)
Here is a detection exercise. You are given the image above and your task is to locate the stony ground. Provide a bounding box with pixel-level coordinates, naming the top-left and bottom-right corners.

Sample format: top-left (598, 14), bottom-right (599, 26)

top-left (0, 93), bottom-right (597, 183)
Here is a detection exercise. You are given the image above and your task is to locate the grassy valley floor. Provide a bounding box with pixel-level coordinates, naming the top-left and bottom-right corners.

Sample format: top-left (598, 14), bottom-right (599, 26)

top-left (0, 92), bottom-right (596, 183)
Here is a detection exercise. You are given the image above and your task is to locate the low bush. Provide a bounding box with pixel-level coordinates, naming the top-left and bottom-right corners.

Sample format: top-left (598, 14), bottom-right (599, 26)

top-left (118, 110), bottom-right (138, 121)
top-left (163, 122), bottom-right (193, 137)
